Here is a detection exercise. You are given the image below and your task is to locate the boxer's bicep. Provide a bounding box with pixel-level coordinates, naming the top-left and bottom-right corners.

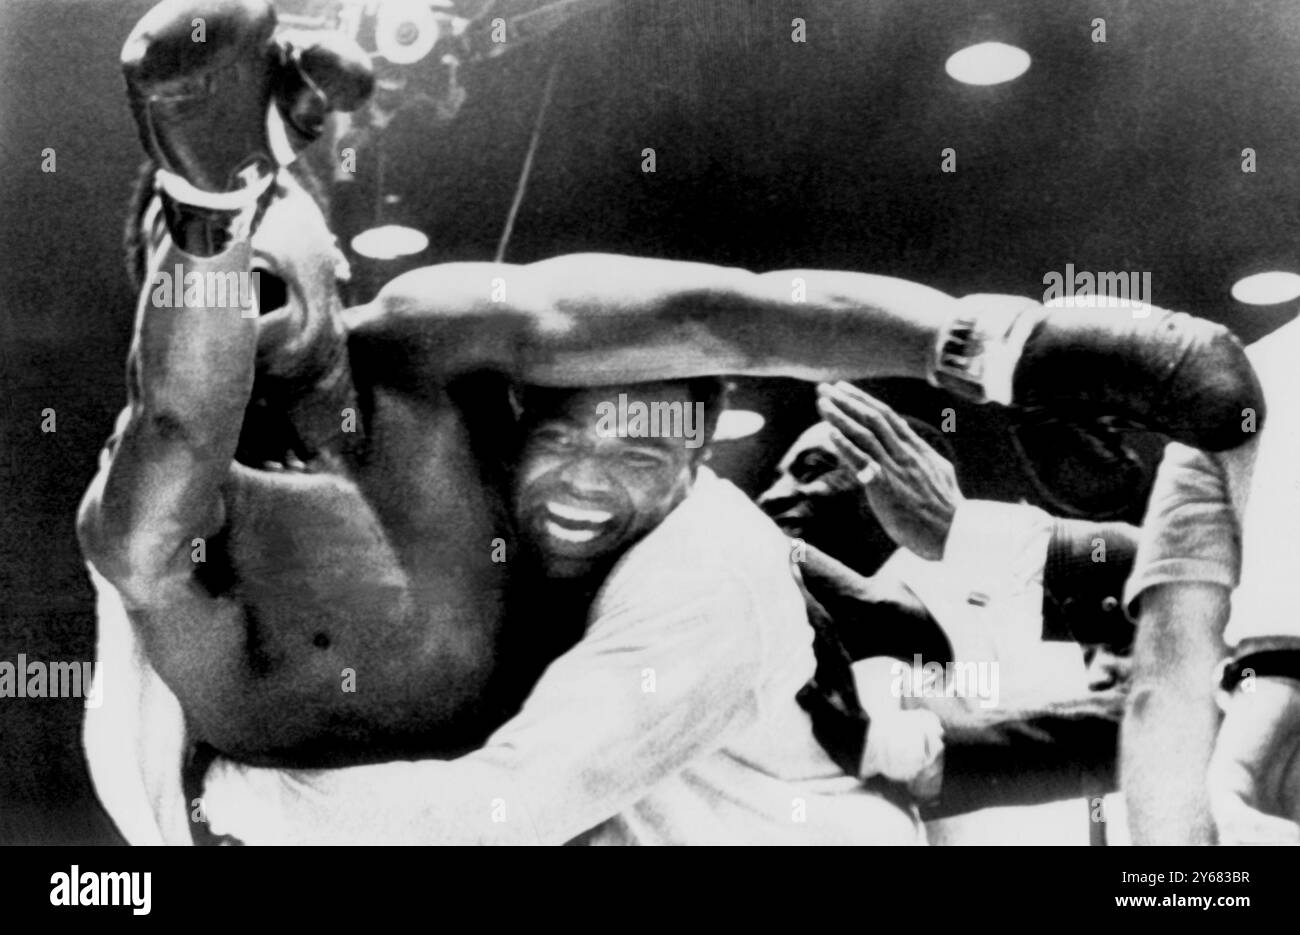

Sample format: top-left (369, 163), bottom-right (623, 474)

top-left (1122, 581), bottom-right (1229, 844)
top-left (77, 403), bottom-right (227, 608)
top-left (357, 254), bottom-right (959, 385)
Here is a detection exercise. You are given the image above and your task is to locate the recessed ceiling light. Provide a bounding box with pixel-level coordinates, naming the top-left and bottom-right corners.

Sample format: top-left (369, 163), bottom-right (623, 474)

top-left (351, 225), bottom-right (429, 260)
top-left (945, 42), bottom-right (1031, 86)
top-left (1231, 271), bottom-right (1300, 305)
top-left (714, 410), bottom-right (766, 441)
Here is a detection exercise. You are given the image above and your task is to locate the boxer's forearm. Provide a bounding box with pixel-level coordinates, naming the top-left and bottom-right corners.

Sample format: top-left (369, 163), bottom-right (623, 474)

top-left (79, 234), bottom-right (254, 592)
top-left (515, 262), bottom-right (951, 385)
top-left (1121, 582), bottom-right (1228, 845)
top-left (130, 236), bottom-right (256, 447)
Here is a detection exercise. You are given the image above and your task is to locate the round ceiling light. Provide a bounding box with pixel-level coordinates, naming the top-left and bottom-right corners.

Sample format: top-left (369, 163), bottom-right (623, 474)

top-left (1231, 271), bottom-right (1300, 305)
top-left (351, 225), bottom-right (430, 260)
top-left (945, 42), bottom-right (1031, 86)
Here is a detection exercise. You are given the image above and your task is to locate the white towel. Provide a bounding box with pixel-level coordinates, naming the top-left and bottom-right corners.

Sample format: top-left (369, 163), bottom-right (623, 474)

top-left (82, 563), bottom-right (193, 845)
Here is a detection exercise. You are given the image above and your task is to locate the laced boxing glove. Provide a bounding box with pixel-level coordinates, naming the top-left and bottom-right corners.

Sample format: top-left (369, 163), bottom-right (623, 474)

top-left (122, 0), bottom-right (282, 256)
top-left (122, 0), bottom-right (373, 256)
top-left (272, 29), bottom-right (374, 151)
top-left (928, 294), bottom-right (1265, 453)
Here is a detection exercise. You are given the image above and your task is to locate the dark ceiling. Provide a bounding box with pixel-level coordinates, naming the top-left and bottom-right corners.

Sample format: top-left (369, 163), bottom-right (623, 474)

top-left (328, 0), bottom-right (1300, 345)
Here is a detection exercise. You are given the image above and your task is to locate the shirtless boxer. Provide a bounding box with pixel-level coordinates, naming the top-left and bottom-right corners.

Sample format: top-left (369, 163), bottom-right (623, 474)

top-left (80, 0), bottom-right (1266, 805)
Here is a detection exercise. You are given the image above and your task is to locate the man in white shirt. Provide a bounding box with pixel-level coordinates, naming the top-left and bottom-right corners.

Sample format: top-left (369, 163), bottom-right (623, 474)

top-left (199, 380), bottom-right (927, 844)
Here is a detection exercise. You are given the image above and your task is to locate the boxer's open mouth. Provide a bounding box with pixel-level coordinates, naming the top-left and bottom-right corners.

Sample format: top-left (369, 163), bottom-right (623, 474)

top-left (252, 265), bottom-right (289, 315)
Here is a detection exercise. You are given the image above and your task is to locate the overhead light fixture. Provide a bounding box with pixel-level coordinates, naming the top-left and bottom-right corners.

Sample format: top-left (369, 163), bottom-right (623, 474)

top-left (713, 410), bottom-right (766, 442)
top-left (374, 0), bottom-right (442, 65)
top-left (351, 224), bottom-right (429, 260)
top-left (1231, 271), bottom-right (1300, 305)
top-left (945, 42), bottom-right (1031, 86)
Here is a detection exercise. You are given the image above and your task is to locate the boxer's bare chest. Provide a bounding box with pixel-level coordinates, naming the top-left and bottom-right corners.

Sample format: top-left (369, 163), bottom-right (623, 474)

top-left (185, 379), bottom-right (532, 766)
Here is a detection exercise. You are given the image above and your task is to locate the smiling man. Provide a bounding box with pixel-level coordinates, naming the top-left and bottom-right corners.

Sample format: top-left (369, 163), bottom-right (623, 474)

top-left (513, 380), bottom-right (725, 578)
top-left (201, 379), bottom-right (927, 845)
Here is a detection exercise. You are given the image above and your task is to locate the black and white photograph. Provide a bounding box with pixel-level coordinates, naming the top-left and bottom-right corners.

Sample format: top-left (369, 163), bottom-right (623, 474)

top-left (0, 0), bottom-right (1297, 897)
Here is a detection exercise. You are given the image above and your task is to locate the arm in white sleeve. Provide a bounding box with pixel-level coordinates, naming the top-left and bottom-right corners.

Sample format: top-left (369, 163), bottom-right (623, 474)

top-left (940, 499), bottom-right (1054, 647)
top-left (202, 570), bottom-right (765, 844)
top-left (942, 499), bottom-right (1054, 598)
top-left (944, 498), bottom-right (1138, 646)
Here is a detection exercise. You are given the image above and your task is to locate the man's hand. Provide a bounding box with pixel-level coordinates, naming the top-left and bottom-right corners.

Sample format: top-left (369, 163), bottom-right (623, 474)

top-left (1207, 676), bottom-right (1300, 844)
top-left (815, 382), bottom-right (962, 560)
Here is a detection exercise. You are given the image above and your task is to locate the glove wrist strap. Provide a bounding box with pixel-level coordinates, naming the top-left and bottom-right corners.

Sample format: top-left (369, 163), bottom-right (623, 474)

top-left (928, 295), bottom-right (1045, 405)
top-left (154, 165), bottom-right (272, 213)
top-left (154, 164), bottom-right (276, 258)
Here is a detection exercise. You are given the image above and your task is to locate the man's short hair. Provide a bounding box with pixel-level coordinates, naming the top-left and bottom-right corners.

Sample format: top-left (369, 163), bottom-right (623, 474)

top-left (519, 378), bottom-right (731, 449)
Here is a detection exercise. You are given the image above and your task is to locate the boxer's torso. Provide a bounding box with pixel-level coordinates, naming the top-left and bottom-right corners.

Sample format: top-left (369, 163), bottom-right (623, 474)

top-left (126, 328), bottom-right (536, 769)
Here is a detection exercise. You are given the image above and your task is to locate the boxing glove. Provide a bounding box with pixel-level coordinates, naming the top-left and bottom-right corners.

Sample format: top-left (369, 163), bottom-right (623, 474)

top-left (122, 0), bottom-right (374, 256)
top-left (122, 0), bottom-right (282, 254)
top-left (272, 29), bottom-right (375, 152)
top-left (929, 295), bottom-right (1265, 453)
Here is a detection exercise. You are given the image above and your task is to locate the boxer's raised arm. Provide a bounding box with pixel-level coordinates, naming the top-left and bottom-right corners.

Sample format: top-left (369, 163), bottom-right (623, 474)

top-left (354, 254), bottom-right (1265, 452)
top-left (78, 233), bottom-right (254, 605)
top-left (349, 254), bottom-right (953, 387)
top-left (81, 0), bottom-right (373, 605)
